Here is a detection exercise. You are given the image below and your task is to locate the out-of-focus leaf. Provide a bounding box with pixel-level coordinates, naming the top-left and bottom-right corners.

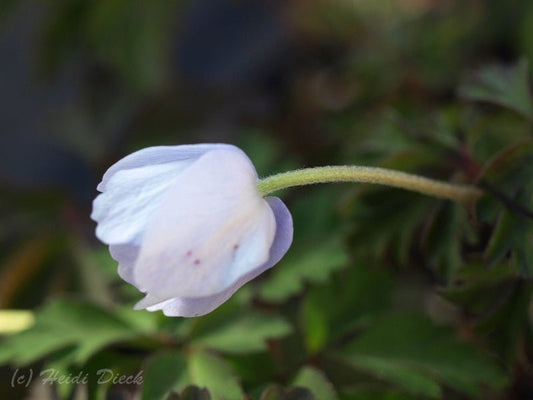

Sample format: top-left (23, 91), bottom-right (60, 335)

top-left (259, 239), bottom-right (347, 303)
top-left (344, 356), bottom-right (442, 399)
top-left (485, 209), bottom-right (520, 268)
top-left (289, 187), bottom-right (344, 242)
top-left (0, 300), bottom-right (144, 365)
top-left (347, 187), bottom-right (429, 264)
top-left (459, 59), bottom-right (533, 120)
top-left (260, 386), bottom-right (315, 400)
top-left (284, 387), bottom-right (315, 400)
top-left (440, 261), bottom-right (517, 316)
top-left (180, 386), bottom-right (212, 400)
top-left (478, 281), bottom-right (533, 363)
top-left (478, 140), bottom-right (533, 275)
top-left (185, 350), bottom-right (244, 400)
top-left (421, 202), bottom-right (465, 282)
top-left (302, 262), bottom-right (392, 353)
top-left (292, 366), bottom-right (338, 400)
top-left (260, 385), bottom-right (285, 400)
top-left (478, 140), bottom-right (533, 195)
top-left (142, 352), bottom-right (187, 400)
top-left (341, 387), bottom-right (424, 400)
top-left (339, 314), bottom-right (507, 397)
top-left (115, 305), bottom-right (159, 334)
top-left (86, 0), bottom-right (174, 91)
top-left (191, 312), bottom-right (291, 354)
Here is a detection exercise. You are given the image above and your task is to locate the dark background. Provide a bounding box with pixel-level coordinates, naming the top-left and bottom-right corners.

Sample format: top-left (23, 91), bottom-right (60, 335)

top-left (1, 1), bottom-right (533, 399)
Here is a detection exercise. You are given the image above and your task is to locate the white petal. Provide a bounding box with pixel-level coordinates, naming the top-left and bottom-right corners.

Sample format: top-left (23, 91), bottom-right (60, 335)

top-left (92, 144), bottom-right (247, 245)
top-left (92, 161), bottom-right (187, 245)
top-left (97, 144), bottom-right (238, 192)
top-left (139, 196), bottom-right (293, 317)
top-left (109, 244), bottom-right (141, 289)
top-left (133, 148), bottom-right (276, 305)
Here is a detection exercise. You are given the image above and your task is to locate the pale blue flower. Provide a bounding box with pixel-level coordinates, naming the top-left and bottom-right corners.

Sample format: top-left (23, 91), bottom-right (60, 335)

top-left (91, 144), bottom-right (293, 317)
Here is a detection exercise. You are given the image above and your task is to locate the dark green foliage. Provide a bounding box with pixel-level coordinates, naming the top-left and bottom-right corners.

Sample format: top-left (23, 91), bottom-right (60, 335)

top-left (1, 1), bottom-right (533, 399)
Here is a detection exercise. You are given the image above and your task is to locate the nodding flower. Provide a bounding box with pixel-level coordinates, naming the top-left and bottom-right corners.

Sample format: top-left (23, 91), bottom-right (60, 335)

top-left (91, 144), bottom-right (293, 317)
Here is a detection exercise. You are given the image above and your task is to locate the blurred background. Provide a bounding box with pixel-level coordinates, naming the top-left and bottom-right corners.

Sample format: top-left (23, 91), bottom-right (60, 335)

top-left (1, 0), bottom-right (533, 399)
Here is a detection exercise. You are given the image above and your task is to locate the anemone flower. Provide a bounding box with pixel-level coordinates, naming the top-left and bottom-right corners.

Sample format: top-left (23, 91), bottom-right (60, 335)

top-left (93, 143), bottom-right (483, 317)
top-left (91, 144), bottom-right (293, 317)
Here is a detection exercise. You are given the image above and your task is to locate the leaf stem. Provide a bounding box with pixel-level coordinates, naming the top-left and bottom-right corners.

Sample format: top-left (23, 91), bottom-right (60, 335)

top-left (257, 166), bottom-right (483, 208)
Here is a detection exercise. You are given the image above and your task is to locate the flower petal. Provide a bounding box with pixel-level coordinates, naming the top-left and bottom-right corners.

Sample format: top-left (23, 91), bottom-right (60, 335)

top-left (91, 144), bottom-right (246, 245)
top-left (137, 196), bottom-right (293, 317)
top-left (92, 162), bottom-right (187, 245)
top-left (109, 244), bottom-right (141, 289)
top-left (262, 197), bottom-right (294, 267)
top-left (97, 144), bottom-right (238, 192)
top-left (133, 148), bottom-right (276, 305)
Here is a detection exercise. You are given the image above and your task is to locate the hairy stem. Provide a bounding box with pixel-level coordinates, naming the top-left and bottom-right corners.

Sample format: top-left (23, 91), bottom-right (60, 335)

top-left (258, 166), bottom-right (483, 209)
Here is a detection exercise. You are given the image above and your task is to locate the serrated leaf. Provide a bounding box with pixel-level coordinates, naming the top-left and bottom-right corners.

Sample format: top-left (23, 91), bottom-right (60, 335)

top-left (0, 300), bottom-right (143, 365)
top-left (259, 239), bottom-right (347, 302)
top-left (339, 314), bottom-right (507, 397)
top-left (192, 312), bottom-right (291, 354)
top-left (142, 352), bottom-right (187, 400)
top-left (292, 367), bottom-right (338, 400)
top-left (459, 59), bottom-right (533, 120)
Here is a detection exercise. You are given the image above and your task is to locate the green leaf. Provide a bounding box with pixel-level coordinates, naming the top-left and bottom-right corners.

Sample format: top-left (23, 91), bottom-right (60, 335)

top-left (440, 261), bottom-right (517, 316)
top-left (421, 202), bottom-right (465, 282)
top-left (302, 262), bottom-right (393, 353)
top-left (0, 300), bottom-right (144, 365)
top-left (479, 140), bottom-right (533, 275)
top-left (259, 239), bottom-right (348, 303)
top-left (346, 186), bottom-right (431, 265)
top-left (292, 367), bottom-right (338, 400)
top-left (478, 140), bottom-right (533, 195)
top-left (345, 356), bottom-right (442, 399)
top-left (485, 208), bottom-right (519, 268)
top-left (142, 352), bottom-right (187, 400)
top-left (187, 350), bottom-right (244, 400)
top-left (339, 314), bottom-right (507, 397)
top-left (478, 282), bottom-right (533, 364)
top-left (86, 0), bottom-right (174, 91)
top-left (192, 312), bottom-right (291, 354)
top-left (459, 59), bottom-right (533, 120)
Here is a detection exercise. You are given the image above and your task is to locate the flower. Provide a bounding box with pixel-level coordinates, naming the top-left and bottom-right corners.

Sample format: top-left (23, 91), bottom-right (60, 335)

top-left (91, 144), bottom-right (293, 317)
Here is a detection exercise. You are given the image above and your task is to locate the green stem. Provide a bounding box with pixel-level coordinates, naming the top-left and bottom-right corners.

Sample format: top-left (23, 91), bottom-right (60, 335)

top-left (257, 166), bottom-right (483, 209)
